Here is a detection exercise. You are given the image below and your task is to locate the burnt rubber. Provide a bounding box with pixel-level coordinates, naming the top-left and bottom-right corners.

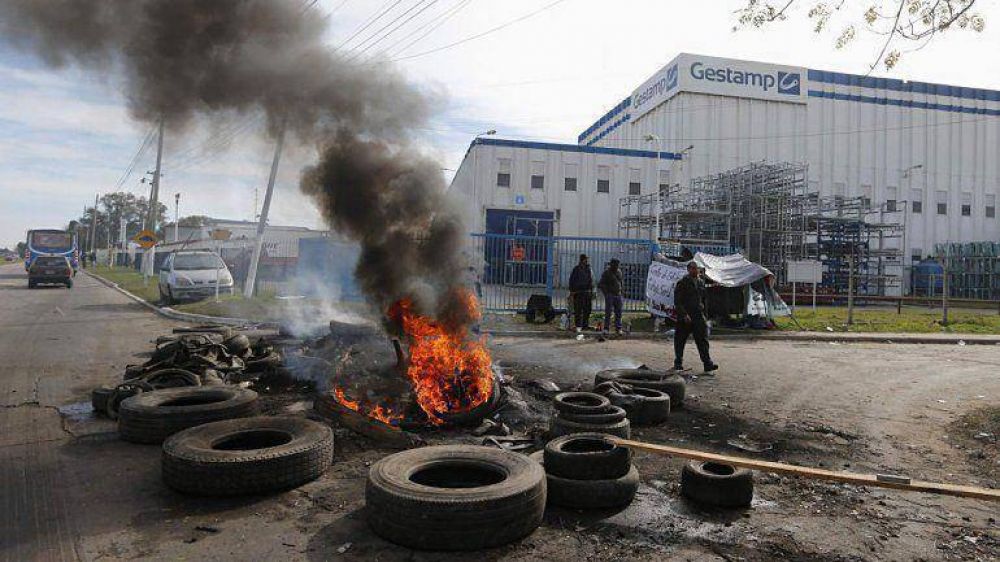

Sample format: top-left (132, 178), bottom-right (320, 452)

top-left (543, 433), bottom-right (631, 480)
top-left (552, 392), bottom-right (611, 415)
top-left (594, 369), bottom-right (686, 407)
top-left (366, 445), bottom-right (546, 551)
top-left (163, 416), bottom-right (333, 496)
top-left (549, 415), bottom-right (631, 439)
top-left (436, 377), bottom-right (501, 427)
top-left (91, 387), bottom-right (114, 416)
top-left (118, 386), bottom-right (259, 444)
top-left (546, 464), bottom-right (640, 510)
top-left (680, 461), bottom-right (754, 508)
top-left (607, 388), bottom-right (671, 426)
top-left (144, 368), bottom-right (202, 389)
top-left (559, 405), bottom-right (627, 425)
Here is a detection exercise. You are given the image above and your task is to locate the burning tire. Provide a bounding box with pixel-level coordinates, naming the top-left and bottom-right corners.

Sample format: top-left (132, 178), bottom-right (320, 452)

top-left (549, 416), bottom-right (631, 439)
top-left (552, 392), bottom-right (611, 415)
top-left (118, 386), bottom-right (259, 444)
top-left (162, 416), bottom-right (333, 496)
top-left (366, 445), bottom-right (546, 551)
top-left (435, 376), bottom-right (502, 427)
top-left (543, 433), bottom-right (631, 480)
top-left (607, 388), bottom-right (671, 426)
top-left (594, 369), bottom-right (686, 407)
top-left (546, 465), bottom-right (640, 510)
top-left (559, 405), bottom-right (627, 425)
top-left (680, 461), bottom-right (754, 508)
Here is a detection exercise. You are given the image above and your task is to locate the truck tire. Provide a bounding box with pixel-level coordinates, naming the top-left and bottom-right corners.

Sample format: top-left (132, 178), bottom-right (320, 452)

top-left (608, 388), bottom-right (671, 425)
top-left (559, 405), bottom-right (627, 425)
top-left (546, 464), bottom-right (639, 510)
top-left (118, 386), bottom-right (259, 444)
top-left (680, 461), bottom-right (754, 508)
top-left (549, 416), bottom-right (631, 439)
top-left (163, 416), bottom-right (333, 496)
top-left (552, 392), bottom-right (611, 415)
top-left (543, 433), bottom-right (631, 480)
top-left (366, 445), bottom-right (545, 551)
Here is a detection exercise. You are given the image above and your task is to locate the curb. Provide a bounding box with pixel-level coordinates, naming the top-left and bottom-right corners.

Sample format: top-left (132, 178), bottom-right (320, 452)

top-left (484, 329), bottom-right (1000, 346)
top-left (84, 270), bottom-right (279, 328)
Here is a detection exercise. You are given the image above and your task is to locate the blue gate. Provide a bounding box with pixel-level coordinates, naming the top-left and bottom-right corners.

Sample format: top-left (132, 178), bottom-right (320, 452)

top-left (470, 233), bottom-right (656, 313)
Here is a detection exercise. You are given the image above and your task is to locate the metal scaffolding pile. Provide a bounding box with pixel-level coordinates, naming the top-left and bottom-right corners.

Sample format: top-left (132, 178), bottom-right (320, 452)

top-left (935, 242), bottom-right (1000, 299)
top-left (618, 161), bottom-right (904, 294)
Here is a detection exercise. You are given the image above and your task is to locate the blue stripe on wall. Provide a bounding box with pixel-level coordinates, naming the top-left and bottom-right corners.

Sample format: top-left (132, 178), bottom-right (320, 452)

top-left (807, 69), bottom-right (1000, 102)
top-left (473, 137), bottom-right (681, 160)
top-left (578, 96), bottom-right (632, 143)
top-left (807, 89), bottom-right (1000, 116)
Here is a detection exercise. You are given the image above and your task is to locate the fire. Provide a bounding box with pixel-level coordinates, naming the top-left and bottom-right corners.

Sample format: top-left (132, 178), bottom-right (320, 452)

top-left (333, 387), bottom-right (403, 427)
top-left (389, 290), bottom-right (494, 424)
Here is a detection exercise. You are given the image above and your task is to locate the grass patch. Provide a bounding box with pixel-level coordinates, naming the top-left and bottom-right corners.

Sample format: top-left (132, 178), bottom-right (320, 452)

top-left (89, 265), bottom-right (160, 303)
top-left (773, 306), bottom-right (1000, 334)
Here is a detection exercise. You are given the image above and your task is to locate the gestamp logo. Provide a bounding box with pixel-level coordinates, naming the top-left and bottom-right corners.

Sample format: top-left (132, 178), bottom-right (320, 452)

top-left (777, 71), bottom-right (800, 95)
top-left (665, 63), bottom-right (678, 91)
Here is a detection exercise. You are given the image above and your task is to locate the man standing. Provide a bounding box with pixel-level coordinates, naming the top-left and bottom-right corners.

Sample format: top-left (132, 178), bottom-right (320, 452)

top-left (567, 254), bottom-right (593, 332)
top-left (598, 258), bottom-right (624, 335)
top-left (673, 261), bottom-right (719, 373)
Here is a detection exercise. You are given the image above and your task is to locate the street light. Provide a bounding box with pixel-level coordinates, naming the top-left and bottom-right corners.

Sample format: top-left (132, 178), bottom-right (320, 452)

top-left (173, 193), bottom-right (181, 242)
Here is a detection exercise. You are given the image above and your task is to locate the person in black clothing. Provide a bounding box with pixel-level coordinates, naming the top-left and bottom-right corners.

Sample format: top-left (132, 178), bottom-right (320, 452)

top-left (673, 261), bottom-right (719, 372)
top-left (567, 254), bottom-right (593, 331)
top-left (598, 258), bottom-right (624, 334)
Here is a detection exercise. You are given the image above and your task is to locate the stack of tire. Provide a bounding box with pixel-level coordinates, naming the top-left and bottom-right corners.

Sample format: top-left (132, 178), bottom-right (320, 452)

top-left (530, 433), bottom-right (639, 510)
top-left (548, 391), bottom-right (630, 439)
top-left (594, 369), bottom-right (686, 426)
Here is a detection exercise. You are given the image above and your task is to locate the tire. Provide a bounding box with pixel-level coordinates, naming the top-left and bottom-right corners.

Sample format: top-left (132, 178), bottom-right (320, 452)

top-left (163, 416), bottom-right (333, 496)
top-left (559, 405), bottom-right (627, 425)
top-left (118, 386), bottom-right (259, 444)
top-left (91, 387), bottom-right (114, 416)
top-left (245, 351), bottom-right (283, 373)
top-left (607, 388), bottom-right (670, 426)
top-left (366, 445), bottom-right (546, 551)
top-left (546, 465), bottom-right (640, 510)
top-left (552, 392), bottom-right (611, 415)
top-left (223, 334), bottom-right (252, 356)
top-left (594, 369), bottom-right (686, 407)
top-left (549, 416), bottom-right (631, 439)
top-left (543, 433), bottom-right (631, 480)
top-left (436, 377), bottom-right (501, 427)
top-left (144, 368), bottom-right (202, 390)
top-left (680, 461), bottom-right (754, 508)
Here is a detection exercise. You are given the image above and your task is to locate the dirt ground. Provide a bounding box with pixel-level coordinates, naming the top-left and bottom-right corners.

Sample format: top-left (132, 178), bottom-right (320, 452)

top-left (3, 267), bottom-right (998, 561)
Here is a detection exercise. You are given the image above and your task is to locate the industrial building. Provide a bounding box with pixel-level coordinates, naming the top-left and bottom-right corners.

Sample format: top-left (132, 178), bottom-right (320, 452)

top-left (449, 52), bottom-right (1000, 290)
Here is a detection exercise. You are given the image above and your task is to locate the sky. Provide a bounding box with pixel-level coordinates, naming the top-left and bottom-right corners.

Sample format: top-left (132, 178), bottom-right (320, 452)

top-left (2, 0), bottom-right (1000, 250)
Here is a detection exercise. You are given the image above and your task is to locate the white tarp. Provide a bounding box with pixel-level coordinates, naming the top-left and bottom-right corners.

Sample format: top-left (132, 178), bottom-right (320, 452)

top-left (693, 252), bottom-right (773, 288)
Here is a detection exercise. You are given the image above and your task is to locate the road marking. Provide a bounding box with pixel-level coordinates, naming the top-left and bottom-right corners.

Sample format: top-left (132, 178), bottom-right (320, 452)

top-left (54, 307), bottom-right (65, 316)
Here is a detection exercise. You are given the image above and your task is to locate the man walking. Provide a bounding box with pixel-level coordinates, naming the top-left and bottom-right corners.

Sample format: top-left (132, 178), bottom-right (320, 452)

top-left (598, 258), bottom-right (624, 335)
top-left (673, 261), bottom-right (719, 373)
top-left (567, 254), bottom-right (593, 331)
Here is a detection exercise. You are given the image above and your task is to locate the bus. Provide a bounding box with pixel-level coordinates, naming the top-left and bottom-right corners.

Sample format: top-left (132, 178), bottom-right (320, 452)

top-left (25, 229), bottom-right (79, 272)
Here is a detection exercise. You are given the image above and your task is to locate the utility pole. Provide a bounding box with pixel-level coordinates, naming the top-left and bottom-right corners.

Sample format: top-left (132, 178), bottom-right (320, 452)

top-left (174, 192), bottom-right (181, 242)
top-left (244, 124), bottom-right (286, 299)
top-left (89, 193), bottom-right (99, 257)
top-left (143, 118), bottom-right (165, 279)
top-left (119, 217), bottom-right (127, 268)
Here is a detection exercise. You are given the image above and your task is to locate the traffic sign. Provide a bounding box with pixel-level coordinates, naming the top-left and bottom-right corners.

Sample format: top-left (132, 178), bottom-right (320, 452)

top-left (133, 230), bottom-right (158, 249)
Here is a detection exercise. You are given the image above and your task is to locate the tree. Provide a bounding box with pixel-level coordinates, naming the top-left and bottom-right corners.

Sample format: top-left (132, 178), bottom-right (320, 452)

top-left (736, 0), bottom-right (985, 70)
top-left (73, 192), bottom-right (167, 250)
top-left (177, 215), bottom-right (213, 227)
top-left (15, 242), bottom-right (27, 256)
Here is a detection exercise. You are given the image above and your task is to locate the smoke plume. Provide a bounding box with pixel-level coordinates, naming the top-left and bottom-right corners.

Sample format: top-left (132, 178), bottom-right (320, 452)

top-left (1, 0), bottom-right (472, 328)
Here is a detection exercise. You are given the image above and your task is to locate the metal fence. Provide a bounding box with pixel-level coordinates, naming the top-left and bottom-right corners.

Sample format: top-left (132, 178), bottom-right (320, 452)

top-left (469, 233), bottom-right (656, 313)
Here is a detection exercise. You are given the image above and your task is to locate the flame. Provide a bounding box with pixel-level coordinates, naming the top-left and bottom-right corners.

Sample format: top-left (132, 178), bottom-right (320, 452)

top-left (388, 290), bottom-right (494, 424)
top-left (333, 387), bottom-right (403, 427)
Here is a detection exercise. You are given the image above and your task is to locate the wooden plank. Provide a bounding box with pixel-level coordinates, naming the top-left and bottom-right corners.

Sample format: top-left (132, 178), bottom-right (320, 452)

top-left (610, 437), bottom-right (1000, 502)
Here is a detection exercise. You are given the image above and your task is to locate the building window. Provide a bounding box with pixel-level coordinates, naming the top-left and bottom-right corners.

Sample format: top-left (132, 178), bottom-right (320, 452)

top-left (564, 177), bottom-right (577, 191)
top-left (628, 182), bottom-right (641, 196)
top-left (658, 170), bottom-right (670, 193)
top-left (912, 201), bottom-right (922, 214)
top-left (530, 161), bottom-right (544, 190)
top-left (531, 175), bottom-right (544, 190)
top-left (497, 158), bottom-right (511, 188)
top-left (911, 188), bottom-right (923, 214)
top-left (962, 204), bottom-right (972, 217)
top-left (597, 180), bottom-right (610, 193)
top-left (937, 203), bottom-right (947, 215)
top-left (986, 194), bottom-right (996, 218)
top-left (886, 199), bottom-right (897, 213)
top-left (936, 190), bottom-right (948, 215)
top-left (961, 192), bottom-right (972, 217)
top-left (597, 165), bottom-right (610, 193)
top-left (564, 163), bottom-right (578, 192)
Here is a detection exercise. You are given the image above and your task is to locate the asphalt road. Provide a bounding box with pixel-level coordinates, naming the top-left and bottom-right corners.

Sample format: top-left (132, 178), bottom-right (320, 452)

top-left (0, 263), bottom-right (180, 561)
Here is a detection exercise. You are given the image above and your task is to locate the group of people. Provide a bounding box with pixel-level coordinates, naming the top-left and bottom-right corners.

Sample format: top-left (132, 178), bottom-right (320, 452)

top-left (568, 255), bottom-right (718, 373)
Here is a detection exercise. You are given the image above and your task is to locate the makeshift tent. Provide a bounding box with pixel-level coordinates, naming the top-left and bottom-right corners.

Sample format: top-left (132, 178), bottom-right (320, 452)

top-left (646, 252), bottom-right (789, 324)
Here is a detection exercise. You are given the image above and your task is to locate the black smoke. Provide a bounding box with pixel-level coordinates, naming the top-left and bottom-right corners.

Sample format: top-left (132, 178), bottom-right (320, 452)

top-left (1, 0), bottom-right (473, 328)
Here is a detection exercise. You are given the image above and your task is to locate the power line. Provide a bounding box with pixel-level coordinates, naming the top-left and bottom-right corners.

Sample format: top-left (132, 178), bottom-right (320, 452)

top-left (385, 0), bottom-right (472, 57)
top-left (111, 126), bottom-right (156, 192)
top-left (337, 0), bottom-right (403, 50)
top-left (390, 0), bottom-right (570, 62)
top-left (348, 0), bottom-right (440, 61)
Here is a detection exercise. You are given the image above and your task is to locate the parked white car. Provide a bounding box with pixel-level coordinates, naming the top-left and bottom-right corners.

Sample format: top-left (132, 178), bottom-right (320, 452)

top-left (158, 251), bottom-right (235, 304)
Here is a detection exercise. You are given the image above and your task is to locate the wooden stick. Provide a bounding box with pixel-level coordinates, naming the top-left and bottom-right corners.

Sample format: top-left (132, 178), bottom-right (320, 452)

top-left (610, 437), bottom-right (1000, 502)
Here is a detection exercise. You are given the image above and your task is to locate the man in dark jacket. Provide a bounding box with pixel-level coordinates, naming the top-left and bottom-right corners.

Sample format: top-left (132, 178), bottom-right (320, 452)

top-left (567, 254), bottom-right (593, 331)
top-left (598, 258), bottom-right (624, 334)
top-left (673, 261), bottom-right (718, 372)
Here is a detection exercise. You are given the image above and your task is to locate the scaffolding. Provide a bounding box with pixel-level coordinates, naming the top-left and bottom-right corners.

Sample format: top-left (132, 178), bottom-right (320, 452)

top-left (618, 161), bottom-right (904, 294)
top-left (935, 242), bottom-right (1000, 300)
